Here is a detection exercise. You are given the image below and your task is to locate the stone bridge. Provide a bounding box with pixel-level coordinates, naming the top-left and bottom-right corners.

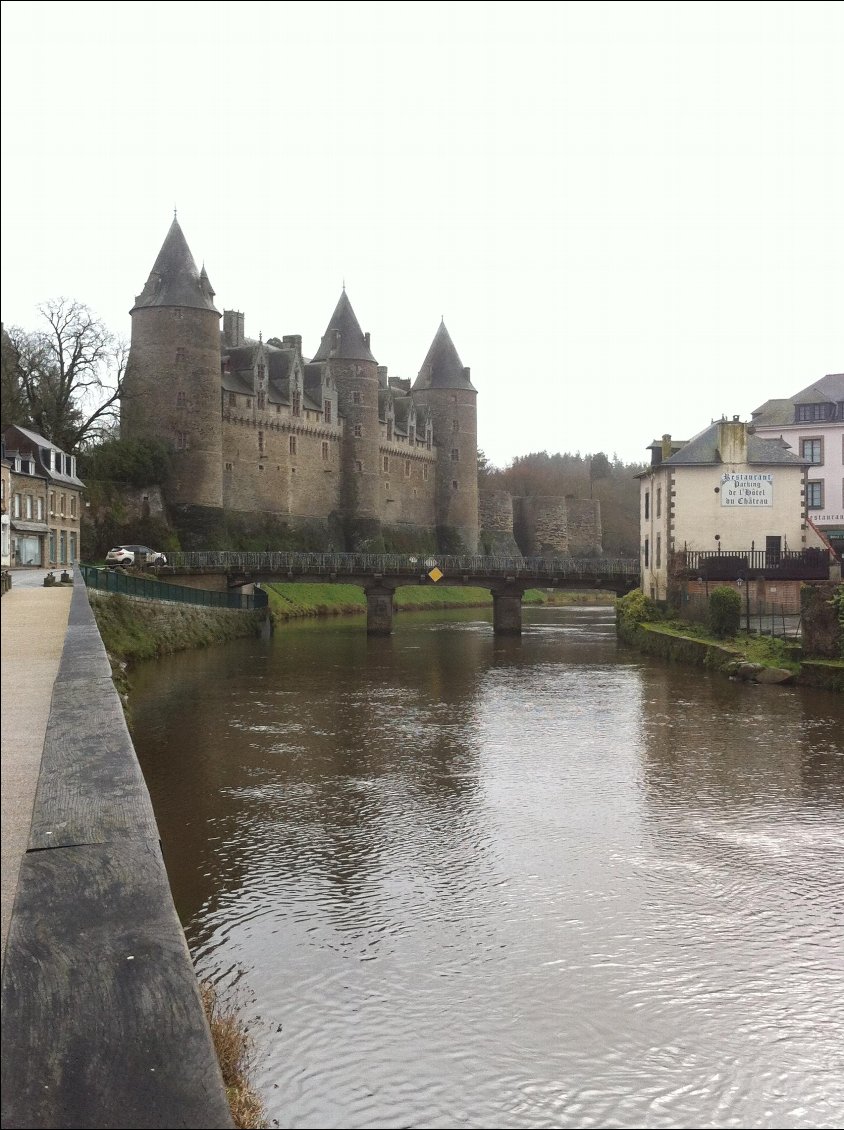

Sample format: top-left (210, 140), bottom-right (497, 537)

top-left (160, 551), bottom-right (640, 634)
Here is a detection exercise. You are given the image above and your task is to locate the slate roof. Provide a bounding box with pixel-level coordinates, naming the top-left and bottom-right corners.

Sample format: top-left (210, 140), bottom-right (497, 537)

top-left (311, 291), bottom-right (377, 363)
top-left (413, 321), bottom-right (476, 392)
top-left (663, 420), bottom-right (806, 467)
top-left (4, 425), bottom-right (85, 487)
top-left (131, 218), bottom-right (219, 314)
top-left (752, 373), bottom-right (844, 425)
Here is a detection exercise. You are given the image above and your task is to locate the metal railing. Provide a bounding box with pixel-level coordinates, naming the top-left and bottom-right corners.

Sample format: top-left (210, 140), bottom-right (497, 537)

top-left (678, 591), bottom-right (803, 637)
top-left (162, 550), bottom-right (640, 583)
top-left (676, 548), bottom-right (830, 581)
top-left (79, 564), bottom-right (268, 610)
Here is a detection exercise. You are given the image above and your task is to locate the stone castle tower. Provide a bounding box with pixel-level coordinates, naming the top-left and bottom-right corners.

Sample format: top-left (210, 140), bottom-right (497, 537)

top-left (122, 217), bottom-right (223, 510)
top-left (121, 218), bottom-right (482, 552)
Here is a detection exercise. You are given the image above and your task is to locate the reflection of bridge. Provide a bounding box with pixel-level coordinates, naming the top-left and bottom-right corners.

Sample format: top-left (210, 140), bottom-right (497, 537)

top-left (162, 551), bottom-right (640, 635)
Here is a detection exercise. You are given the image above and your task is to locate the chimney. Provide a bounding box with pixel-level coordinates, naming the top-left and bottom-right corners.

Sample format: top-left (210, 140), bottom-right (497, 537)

top-left (718, 417), bottom-right (748, 464)
top-left (364, 331), bottom-right (371, 350)
top-left (661, 433), bottom-right (672, 460)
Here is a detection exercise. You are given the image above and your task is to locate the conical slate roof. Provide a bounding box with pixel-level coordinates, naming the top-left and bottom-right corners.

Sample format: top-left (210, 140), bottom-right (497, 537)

top-left (311, 290), bottom-right (376, 363)
top-left (412, 321), bottom-right (476, 392)
top-left (131, 217), bottom-right (219, 313)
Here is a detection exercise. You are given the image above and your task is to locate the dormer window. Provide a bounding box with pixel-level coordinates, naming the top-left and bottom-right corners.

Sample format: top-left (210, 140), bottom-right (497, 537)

top-left (409, 425), bottom-right (416, 445)
top-left (324, 401), bottom-right (332, 424)
top-left (796, 403), bottom-right (830, 422)
top-left (387, 419), bottom-right (393, 441)
top-left (257, 393), bottom-right (265, 410)
top-left (292, 390), bottom-right (301, 417)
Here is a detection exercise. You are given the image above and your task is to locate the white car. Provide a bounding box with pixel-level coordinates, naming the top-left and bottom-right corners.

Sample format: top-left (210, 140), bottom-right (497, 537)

top-left (105, 545), bottom-right (167, 568)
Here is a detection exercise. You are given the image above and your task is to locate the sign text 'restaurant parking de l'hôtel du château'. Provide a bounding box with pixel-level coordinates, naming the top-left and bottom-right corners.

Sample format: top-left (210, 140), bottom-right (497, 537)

top-left (720, 472), bottom-right (773, 507)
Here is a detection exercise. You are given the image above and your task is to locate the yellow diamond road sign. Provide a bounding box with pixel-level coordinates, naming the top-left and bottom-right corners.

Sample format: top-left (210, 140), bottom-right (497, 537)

top-left (428, 566), bottom-right (444, 583)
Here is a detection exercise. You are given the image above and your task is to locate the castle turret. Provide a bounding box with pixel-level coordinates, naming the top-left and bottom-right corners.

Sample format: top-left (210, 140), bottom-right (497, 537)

top-left (313, 290), bottom-right (381, 547)
top-left (122, 217), bottom-right (223, 509)
top-left (411, 321), bottom-right (478, 552)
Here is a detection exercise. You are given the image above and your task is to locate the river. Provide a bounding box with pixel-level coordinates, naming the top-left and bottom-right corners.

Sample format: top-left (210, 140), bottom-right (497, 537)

top-left (128, 604), bottom-right (844, 1129)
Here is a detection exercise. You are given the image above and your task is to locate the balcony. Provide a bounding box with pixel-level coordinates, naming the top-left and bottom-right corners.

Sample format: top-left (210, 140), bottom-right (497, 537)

top-left (675, 548), bottom-right (830, 582)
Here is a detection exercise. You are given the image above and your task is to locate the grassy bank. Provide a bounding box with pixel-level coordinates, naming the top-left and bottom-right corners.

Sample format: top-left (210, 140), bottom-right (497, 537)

top-left (264, 582), bottom-right (613, 621)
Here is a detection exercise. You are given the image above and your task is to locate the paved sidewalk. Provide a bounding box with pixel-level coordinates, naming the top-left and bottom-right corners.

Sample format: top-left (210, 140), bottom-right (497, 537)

top-left (1, 569), bottom-right (73, 964)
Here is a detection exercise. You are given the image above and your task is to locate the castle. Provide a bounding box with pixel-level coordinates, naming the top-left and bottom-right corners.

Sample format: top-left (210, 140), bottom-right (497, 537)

top-left (122, 218), bottom-right (601, 556)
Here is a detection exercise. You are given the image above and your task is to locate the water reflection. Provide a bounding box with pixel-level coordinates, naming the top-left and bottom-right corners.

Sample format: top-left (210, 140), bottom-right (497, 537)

top-left (130, 605), bottom-right (844, 1129)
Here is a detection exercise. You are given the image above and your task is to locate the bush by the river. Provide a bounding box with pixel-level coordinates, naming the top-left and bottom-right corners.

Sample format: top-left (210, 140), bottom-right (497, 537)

top-left (708, 586), bottom-right (742, 638)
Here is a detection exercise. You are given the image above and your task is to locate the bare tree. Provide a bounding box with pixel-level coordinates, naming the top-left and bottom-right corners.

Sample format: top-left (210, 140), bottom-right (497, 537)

top-left (1, 299), bottom-right (127, 452)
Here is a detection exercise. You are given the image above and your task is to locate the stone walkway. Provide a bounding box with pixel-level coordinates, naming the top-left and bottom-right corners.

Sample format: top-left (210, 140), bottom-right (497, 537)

top-left (1, 569), bottom-right (73, 964)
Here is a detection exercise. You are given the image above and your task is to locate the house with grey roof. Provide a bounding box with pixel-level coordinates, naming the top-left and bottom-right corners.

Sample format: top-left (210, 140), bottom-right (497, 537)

top-left (638, 416), bottom-right (831, 605)
top-left (2, 425), bottom-right (85, 567)
top-left (750, 373), bottom-right (844, 558)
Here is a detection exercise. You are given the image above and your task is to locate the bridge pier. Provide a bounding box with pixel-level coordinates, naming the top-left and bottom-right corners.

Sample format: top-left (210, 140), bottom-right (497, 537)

top-left (364, 581), bottom-right (396, 636)
top-left (490, 581), bottom-right (526, 635)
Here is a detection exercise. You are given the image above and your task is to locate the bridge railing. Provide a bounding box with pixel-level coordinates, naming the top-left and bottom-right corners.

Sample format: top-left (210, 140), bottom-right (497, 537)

top-left (163, 550), bottom-right (639, 581)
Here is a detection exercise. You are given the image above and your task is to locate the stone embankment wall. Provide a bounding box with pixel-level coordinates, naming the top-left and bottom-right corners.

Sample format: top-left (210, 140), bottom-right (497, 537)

top-left (0, 577), bottom-right (234, 1129)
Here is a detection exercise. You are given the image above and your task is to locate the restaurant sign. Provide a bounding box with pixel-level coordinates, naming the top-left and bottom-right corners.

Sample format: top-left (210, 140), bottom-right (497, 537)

top-left (720, 472), bottom-right (773, 507)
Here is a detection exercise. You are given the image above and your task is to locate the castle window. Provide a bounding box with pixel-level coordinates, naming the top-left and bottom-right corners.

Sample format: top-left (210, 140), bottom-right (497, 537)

top-left (644, 538), bottom-right (649, 566)
top-left (257, 393), bottom-right (265, 410)
top-left (177, 390), bottom-right (186, 407)
top-left (292, 390), bottom-right (301, 416)
top-left (173, 309), bottom-right (183, 321)
top-left (656, 487), bottom-right (662, 518)
top-left (228, 393), bottom-right (237, 408)
top-left (355, 460), bottom-right (363, 473)
top-left (258, 430), bottom-right (265, 454)
top-left (352, 391), bottom-right (361, 405)
top-left (644, 490), bottom-right (650, 519)
top-left (383, 455), bottom-right (389, 472)
top-left (385, 481), bottom-right (390, 491)
top-left (426, 430), bottom-right (432, 450)
top-left (451, 479), bottom-right (458, 491)
top-left (354, 425), bottom-right (362, 438)
top-left (409, 425), bottom-right (416, 445)
top-left (246, 398), bottom-right (253, 408)
top-left (423, 465), bottom-right (429, 481)
top-left (176, 431), bottom-right (188, 450)
top-left (387, 419), bottom-right (393, 441)
top-left (322, 441), bottom-right (329, 461)
top-left (175, 347), bottom-right (186, 362)
top-left (452, 419), bottom-right (459, 432)
top-left (324, 401), bottom-right (332, 424)
top-left (656, 533), bottom-right (662, 568)
top-left (405, 459), bottom-right (411, 477)
top-left (289, 435), bottom-right (296, 456)
top-left (276, 405), bottom-right (281, 414)
top-left (450, 448), bottom-right (459, 462)
top-left (225, 462), bottom-right (233, 471)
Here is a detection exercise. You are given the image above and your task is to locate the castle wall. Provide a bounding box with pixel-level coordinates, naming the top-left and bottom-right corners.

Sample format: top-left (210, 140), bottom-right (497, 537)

top-left (565, 497), bottom-right (603, 556)
top-left (379, 443), bottom-right (437, 529)
top-left (478, 490), bottom-right (520, 555)
top-left (222, 414), bottom-right (342, 517)
top-left (123, 306), bottom-right (223, 509)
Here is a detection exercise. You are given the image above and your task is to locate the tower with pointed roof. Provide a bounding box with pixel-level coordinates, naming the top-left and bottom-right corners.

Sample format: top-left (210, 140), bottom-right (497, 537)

top-left (122, 217), bottom-right (223, 509)
top-left (312, 290), bottom-right (383, 546)
top-left (411, 321), bottom-right (479, 552)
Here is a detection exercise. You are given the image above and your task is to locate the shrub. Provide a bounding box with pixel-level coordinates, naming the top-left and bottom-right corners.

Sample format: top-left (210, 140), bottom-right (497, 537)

top-left (708, 585), bottom-right (741, 638)
top-left (617, 589), bottom-right (661, 632)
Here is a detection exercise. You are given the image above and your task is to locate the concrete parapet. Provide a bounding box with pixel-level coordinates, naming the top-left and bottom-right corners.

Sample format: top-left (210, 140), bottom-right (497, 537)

top-left (0, 576), bottom-right (233, 1129)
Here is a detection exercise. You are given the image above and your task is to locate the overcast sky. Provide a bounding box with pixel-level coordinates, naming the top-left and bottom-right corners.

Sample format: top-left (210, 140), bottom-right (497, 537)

top-left (2, 1), bottom-right (841, 467)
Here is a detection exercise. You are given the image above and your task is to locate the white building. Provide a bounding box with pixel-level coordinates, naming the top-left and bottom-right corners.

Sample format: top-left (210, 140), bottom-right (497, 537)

top-left (750, 373), bottom-right (844, 559)
top-left (638, 416), bottom-right (829, 604)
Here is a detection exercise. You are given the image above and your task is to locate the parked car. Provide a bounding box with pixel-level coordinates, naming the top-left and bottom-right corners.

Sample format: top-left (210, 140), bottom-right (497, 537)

top-left (105, 545), bottom-right (167, 568)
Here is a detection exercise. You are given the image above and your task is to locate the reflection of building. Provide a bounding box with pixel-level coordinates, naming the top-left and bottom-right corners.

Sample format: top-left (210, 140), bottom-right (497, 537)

top-left (638, 416), bottom-right (830, 604)
top-left (751, 373), bottom-right (844, 560)
top-left (2, 425), bottom-right (85, 567)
